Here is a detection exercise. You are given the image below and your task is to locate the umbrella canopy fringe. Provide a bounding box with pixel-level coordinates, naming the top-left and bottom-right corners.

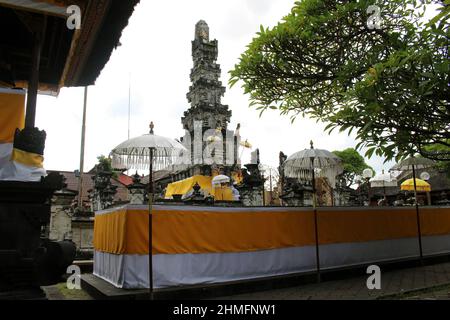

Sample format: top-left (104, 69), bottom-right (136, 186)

top-left (283, 159), bottom-right (343, 188)
top-left (111, 151), bottom-right (180, 171)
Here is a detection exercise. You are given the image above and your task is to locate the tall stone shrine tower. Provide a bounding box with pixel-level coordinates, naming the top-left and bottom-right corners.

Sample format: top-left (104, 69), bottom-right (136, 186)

top-left (180, 20), bottom-right (238, 176)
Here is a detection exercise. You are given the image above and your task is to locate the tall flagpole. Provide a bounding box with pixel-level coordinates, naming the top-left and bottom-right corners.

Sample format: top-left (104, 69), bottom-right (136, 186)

top-left (128, 73), bottom-right (131, 140)
top-left (148, 122), bottom-right (155, 300)
top-left (126, 73), bottom-right (131, 176)
top-left (78, 87), bottom-right (88, 210)
top-left (310, 141), bottom-right (321, 283)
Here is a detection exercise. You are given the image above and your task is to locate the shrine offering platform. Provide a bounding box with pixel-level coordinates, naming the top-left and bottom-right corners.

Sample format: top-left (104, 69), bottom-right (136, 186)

top-left (93, 204), bottom-right (450, 289)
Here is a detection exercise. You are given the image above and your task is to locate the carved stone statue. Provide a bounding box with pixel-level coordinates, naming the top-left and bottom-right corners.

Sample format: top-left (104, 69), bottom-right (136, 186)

top-left (278, 150), bottom-right (314, 206)
top-left (183, 182), bottom-right (207, 204)
top-left (89, 160), bottom-right (117, 211)
top-left (237, 160), bottom-right (265, 206)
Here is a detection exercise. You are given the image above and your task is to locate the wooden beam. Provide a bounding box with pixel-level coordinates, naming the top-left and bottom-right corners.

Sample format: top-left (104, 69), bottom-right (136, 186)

top-left (0, 0), bottom-right (69, 17)
top-left (13, 9), bottom-right (42, 33)
top-left (25, 15), bottom-right (46, 128)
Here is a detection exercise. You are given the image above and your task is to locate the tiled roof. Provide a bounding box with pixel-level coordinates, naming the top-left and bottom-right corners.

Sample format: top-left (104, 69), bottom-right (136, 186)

top-left (142, 170), bottom-right (172, 184)
top-left (47, 170), bottom-right (129, 203)
top-left (117, 174), bottom-right (133, 186)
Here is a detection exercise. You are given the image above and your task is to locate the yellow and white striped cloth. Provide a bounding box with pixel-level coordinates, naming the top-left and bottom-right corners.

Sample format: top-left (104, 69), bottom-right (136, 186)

top-left (0, 88), bottom-right (46, 181)
top-left (93, 205), bottom-right (450, 289)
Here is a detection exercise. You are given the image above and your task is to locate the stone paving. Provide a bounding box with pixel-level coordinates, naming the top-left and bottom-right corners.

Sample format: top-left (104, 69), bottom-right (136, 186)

top-left (42, 282), bottom-right (93, 300)
top-left (399, 284), bottom-right (450, 300)
top-left (213, 262), bottom-right (450, 300)
top-left (41, 262), bottom-right (450, 300)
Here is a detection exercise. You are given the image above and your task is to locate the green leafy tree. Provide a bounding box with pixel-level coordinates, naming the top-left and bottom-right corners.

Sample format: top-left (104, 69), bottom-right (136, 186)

top-left (230, 0), bottom-right (450, 162)
top-left (423, 140), bottom-right (450, 178)
top-left (333, 148), bottom-right (373, 187)
top-left (96, 155), bottom-right (118, 178)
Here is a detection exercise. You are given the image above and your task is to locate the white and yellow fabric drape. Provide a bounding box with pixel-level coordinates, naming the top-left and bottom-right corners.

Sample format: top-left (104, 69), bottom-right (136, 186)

top-left (0, 88), bottom-right (46, 181)
top-left (164, 175), bottom-right (234, 201)
top-left (93, 205), bottom-right (450, 289)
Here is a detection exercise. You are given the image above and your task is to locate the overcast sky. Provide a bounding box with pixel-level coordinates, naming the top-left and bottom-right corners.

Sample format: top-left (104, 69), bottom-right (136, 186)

top-left (35, 0), bottom-right (399, 175)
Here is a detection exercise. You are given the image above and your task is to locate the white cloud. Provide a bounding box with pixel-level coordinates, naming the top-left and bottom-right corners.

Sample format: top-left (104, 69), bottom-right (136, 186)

top-left (35, 0), bottom-right (394, 175)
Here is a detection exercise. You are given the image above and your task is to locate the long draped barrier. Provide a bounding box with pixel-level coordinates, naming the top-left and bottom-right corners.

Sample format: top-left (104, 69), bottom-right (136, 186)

top-left (93, 205), bottom-right (450, 289)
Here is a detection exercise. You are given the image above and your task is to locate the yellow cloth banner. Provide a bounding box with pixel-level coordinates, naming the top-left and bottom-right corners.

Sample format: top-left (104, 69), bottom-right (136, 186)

top-left (165, 175), bottom-right (212, 198)
top-left (213, 187), bottom-right (233, 201)
top-left (93, 206), bottom-right (450, 255)
top-left (0, 90), bottom-right (25, 143)
top-left (165, 175), bottom-right (234, 201)
top-left (11, 148), bottom-right (44, 168)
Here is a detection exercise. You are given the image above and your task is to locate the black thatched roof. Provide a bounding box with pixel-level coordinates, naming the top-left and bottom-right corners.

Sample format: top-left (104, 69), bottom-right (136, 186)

top-left (398, 168), bottom-right (450, 192)
top-left (0, 0), bottom-right (140, 91)
top-left (67, 0), bottom-right (140, 87)
top-left (370, 186), bottom-right (400, 197)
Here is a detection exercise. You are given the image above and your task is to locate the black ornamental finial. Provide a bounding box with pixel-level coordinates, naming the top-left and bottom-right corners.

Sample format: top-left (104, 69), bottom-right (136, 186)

top-left (310, 140), bottom-right (314, 149)
top-left (149, 121), bottom-right (154, 134)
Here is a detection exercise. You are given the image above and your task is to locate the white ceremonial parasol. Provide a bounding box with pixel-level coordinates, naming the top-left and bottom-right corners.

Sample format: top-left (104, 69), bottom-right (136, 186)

top-left (282, 140), bottom-right (343, 283)
top-left (370, 170), bottom-right (398, 188)
top-left (111, 129), bottom-right (186, 171)
top-left (389, 156), bottom-right (436, 263)
top-left (283, 142), bottom-right (343, 188)
top-left (110, 122), bottom-right (186, 299)
top-left (212, 174), bottom-right (230, 186)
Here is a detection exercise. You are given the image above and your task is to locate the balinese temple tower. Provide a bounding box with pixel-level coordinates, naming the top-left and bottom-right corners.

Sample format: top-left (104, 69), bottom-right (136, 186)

top-left (156, 21), bottom-right (264, 206)
top-left (178, 20), bottom-right (238, 179)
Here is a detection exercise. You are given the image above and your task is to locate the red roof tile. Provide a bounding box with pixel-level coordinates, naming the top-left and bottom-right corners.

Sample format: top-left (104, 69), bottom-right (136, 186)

top-left (117, 174), bottom-right (133, 186)
top-left (47, 170), bottom-right (129, 203)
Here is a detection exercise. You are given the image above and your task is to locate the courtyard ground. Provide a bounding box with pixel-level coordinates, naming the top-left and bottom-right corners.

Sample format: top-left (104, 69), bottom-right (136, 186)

top-left (42, 261), bottom-right (450, 300)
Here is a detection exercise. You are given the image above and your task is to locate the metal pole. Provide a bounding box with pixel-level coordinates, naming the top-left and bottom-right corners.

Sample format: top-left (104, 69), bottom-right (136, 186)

top-left (148, 147), bottom-right (154, 299)
top-left (412, 164), bottom-right (424, 264)
top-left (331, 187), bottom-right (335, 207)
top-left (359, 181), bottom-right (363, 206)
top-left (262, 171), bottom-right (266, 206)
top-left (311, 158), bottom-right (321, 283)
top-left (78, 87), bottom-right (88, 210)
top-left (269, 168), bottom-right (273, 205)
top-left (25, 17), bottom-right (47, 128)
top-left (128, 73), bottom-right (131, 140)
top-left (126, 74), bottom-right (132, 176)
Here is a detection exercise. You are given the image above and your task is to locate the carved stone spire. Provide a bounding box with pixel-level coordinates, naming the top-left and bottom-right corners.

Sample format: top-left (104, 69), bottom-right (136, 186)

top-left (182, 20), bottom-right (231, 133)
top-left (195, 20), bottom-right (209, 41)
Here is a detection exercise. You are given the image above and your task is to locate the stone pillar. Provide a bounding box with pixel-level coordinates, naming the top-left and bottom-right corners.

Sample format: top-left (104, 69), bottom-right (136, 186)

top-left (49, 189), bottom-right (77, 241)
top-left (0, 172), bottom-right (68, 297)
top-left (239, 187), bottom-right (264, 206)
top-left (280, 178), bottom-right (314, 207)
top-left (127, 172), bottom-right (146, 205)
top-left (237, 163), bottom-right (265, 206)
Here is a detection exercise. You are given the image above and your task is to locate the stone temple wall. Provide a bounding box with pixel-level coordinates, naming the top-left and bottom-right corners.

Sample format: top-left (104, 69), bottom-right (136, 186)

top-left (72, 221), bottom-right (94, 254)
top-left (240, 188), bottom-right (264, 206)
